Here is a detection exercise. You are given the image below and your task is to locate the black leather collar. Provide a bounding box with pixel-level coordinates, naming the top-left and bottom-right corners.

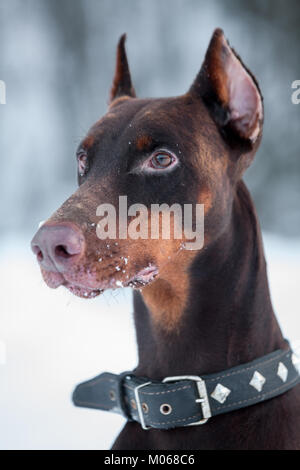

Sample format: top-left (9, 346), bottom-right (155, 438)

top-left (72, 343), bottom-right (300, 430)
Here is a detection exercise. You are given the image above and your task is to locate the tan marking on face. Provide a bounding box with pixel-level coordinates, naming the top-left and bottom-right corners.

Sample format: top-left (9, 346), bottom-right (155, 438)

top-left (142, 248), bottom-right (198, 332)
top-left (128, 187), bottom-right (213, 331)
top-left (135, 135), bottom-right (152, 151)
top-left (115, 209), bottom-right (202, 332)
top-left (198, 187), bottom-right (213, 215)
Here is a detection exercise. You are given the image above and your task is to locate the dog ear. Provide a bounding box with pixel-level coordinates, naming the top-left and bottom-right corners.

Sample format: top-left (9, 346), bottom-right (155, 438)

top-left (190, 29), bottom-right (263, 144)
top-left (109, 34), bottom-right (136, 103)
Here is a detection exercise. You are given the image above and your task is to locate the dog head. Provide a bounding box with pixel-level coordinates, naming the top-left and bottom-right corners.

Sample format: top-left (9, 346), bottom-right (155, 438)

top-left (31, 30), bottom-right (263, 300)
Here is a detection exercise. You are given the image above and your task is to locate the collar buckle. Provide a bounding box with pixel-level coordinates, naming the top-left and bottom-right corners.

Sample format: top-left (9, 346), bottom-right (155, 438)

top-left (163, 375), bottom-right (211, 425)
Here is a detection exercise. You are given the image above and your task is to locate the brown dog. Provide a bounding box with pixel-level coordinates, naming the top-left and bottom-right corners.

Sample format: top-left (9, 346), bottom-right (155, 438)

top-left (31, 30), bottom-right (300, 449)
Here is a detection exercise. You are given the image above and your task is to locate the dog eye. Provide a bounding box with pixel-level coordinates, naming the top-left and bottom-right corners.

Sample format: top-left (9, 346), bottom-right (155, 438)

top-left (143, 150), bottom-right (177, 173)
top-left (77, 151), bottom-right (88, 176)
top-left (151, 152), bottom-right (173, 169)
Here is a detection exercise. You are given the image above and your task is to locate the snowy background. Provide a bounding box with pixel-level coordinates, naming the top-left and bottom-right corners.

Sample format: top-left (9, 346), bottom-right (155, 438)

top-left (0, 0), bottom-right (299, 450)
top-left (0, 234), bottom-right (299, 450)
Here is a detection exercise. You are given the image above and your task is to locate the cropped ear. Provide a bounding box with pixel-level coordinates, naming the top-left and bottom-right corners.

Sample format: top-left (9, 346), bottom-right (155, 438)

top-left (109, 34), bottom-right (136, 104)
top-left (190, 29), bottom-right (263, 144)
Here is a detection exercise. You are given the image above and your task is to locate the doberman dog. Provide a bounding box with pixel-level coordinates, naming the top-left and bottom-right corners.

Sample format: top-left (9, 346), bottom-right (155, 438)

top-left (31, 29), bottom-right (300, 450)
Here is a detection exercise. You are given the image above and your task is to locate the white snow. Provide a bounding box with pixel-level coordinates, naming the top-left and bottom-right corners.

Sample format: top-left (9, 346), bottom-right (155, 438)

top-left (0, 233), bottom-right (299, 449)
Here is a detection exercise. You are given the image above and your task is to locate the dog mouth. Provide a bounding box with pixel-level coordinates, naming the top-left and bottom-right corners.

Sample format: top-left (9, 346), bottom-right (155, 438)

top-left (126, 265), bottom-right (159, 288)
top-left (41, 264), bottom-right (159, 299)
top-left (64, 283), bottom-right (104, 299)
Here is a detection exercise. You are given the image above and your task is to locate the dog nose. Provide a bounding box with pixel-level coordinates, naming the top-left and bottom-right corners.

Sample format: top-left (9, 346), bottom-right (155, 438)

top-left (31, 223), bottom-right (85, 272)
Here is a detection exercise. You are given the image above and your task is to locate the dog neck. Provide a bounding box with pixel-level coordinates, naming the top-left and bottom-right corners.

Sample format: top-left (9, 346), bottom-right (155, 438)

top-left (133, 181), bottom-right (285, 380)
